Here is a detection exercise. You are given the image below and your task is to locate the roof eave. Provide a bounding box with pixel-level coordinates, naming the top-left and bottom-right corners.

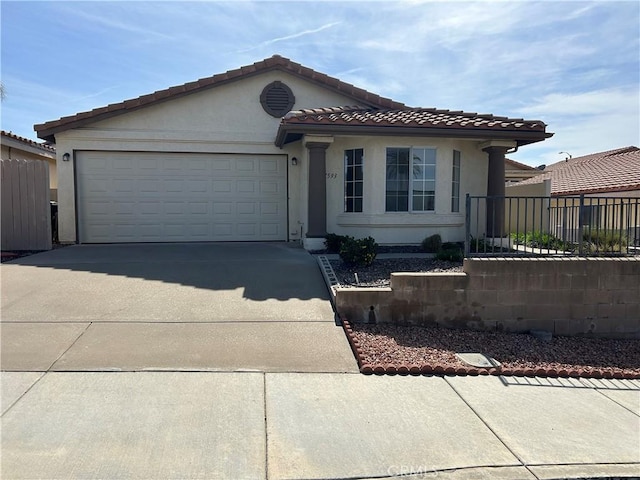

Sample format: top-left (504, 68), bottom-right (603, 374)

top-left (275, 123), bottom-right (552, 147)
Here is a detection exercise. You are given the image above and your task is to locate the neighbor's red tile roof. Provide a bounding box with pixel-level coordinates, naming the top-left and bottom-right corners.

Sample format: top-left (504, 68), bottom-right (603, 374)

top-left (505, 158), bottom-right (538, 170)
top-left (281, 106), bottom-right (548, 132)
top-left (1, 130), bottom-right (56, 153)
top-left (34, 55), bottom-right (405, 142)
top-left (516, 146), bottom-right (640, 195)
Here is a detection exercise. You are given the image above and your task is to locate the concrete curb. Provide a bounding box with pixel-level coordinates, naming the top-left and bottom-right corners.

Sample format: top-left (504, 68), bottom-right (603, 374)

top-left (340, 317), bottom-right (640, 379)
top-left (316, 255), bottom-right (339, 306)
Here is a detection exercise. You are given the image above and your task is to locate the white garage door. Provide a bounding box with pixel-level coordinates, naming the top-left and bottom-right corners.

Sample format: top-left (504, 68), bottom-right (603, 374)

top-left (76, 151), bottom-right (288, 243)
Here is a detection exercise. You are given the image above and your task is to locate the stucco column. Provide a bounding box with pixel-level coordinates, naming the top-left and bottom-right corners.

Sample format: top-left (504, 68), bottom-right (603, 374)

top-left (483, 146), bottom-right (509, 237)
top-left (306, 142), bottom-right (330, 238)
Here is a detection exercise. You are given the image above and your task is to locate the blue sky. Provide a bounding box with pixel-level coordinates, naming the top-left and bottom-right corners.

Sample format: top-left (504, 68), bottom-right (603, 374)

top-left (1, 0), bottom-right (638, 166)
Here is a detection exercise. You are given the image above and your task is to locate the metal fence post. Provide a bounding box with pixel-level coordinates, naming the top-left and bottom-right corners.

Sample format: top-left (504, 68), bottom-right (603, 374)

top-left (578, 194), bottom-right (585, 256)
top-left (464, 194), bottom-right (471, 257)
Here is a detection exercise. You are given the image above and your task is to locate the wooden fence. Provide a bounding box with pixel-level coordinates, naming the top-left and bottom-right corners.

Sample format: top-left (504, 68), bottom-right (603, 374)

top-left (1, 158), bottom-right (52, 251)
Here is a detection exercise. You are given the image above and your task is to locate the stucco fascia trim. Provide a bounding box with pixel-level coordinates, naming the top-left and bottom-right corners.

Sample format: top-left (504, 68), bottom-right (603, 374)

top-left (276, 124), bottom-right (553, 147)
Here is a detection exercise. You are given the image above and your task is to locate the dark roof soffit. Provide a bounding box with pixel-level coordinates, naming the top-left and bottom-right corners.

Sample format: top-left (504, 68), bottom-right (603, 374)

top-left (275, 123), bottom-right (553, 147)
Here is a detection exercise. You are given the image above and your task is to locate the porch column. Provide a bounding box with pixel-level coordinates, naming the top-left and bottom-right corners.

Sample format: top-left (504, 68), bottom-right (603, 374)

top-left (483, 145), bottom-right (509, 237)
top-left (305, 141), bottom-right (331, 238)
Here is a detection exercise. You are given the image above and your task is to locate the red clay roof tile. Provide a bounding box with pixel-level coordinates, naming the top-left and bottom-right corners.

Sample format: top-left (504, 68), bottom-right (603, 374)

top-left (516, 146), bottom-right (640, 195)
top-left (280, 106), bottom-right (547, 132)
top-left (1, 130), bottom-right (56, 152)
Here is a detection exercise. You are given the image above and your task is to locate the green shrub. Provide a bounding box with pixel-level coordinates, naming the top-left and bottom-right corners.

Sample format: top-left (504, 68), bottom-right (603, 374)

top-left (436, 246), bottom-right (464, 262)
top-left (339, 236), bottom-right (378, 266)
top-left (421, 234), bottom-right (442, 253)
top-left (324, 233), bottom-right (351, 253)
top-left (469, 236), bottom-right (491, 253)
top-left (511, 231), bottom-right (573, 251)
top-left (583, 230), bottom-right (628, 253)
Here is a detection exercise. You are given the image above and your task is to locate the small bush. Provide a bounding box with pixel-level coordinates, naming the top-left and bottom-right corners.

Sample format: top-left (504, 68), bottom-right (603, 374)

top-left (324, 233), bottom-right (350, 253)
top-left (339, 236), bottom-right (378, 266)
top-left (583, 230), bottom-right (628, 253)
top-left (436, 246), bottom-right (464, 262)
top-left (468, 236), bottom-right (492, 253)
top-left (421, 234), bottom-right (442, 253)
top-left (511, 231), bottom-right (574, 251)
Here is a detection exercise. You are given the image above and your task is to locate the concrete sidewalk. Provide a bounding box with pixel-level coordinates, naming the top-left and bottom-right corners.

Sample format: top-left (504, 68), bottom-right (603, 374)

top-left (2, 371), bottom-right (638, 479)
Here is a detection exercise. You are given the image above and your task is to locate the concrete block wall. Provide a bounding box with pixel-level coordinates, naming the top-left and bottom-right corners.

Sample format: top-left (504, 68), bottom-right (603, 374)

top-left (335, 257), bottom-right (640, 339)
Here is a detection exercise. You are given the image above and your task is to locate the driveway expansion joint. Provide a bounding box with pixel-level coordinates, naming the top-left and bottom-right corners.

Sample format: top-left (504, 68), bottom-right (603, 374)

top-left (47, 322), bottom-right (93, 371)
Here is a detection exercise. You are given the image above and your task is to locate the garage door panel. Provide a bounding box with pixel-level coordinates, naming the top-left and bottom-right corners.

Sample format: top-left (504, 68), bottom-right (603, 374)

top-left (76, 152), bottom-right (287, 243)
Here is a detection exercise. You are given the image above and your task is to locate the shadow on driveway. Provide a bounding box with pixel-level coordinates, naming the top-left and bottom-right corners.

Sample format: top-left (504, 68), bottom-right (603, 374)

top-left (3, 242), bottom-right (328, 302)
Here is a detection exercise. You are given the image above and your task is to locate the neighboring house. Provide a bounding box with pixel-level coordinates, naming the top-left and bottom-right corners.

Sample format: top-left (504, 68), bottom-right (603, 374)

top-left (507, 146), bottom-right (640, 244)
top-left (1, 130), bottom-right (57, 201)
top-left (35, 55), bottom-right (552, 248)
top-left (505, 158), bottom-right (543, 184)
top-left (513, 146), bottom-right (640, 197)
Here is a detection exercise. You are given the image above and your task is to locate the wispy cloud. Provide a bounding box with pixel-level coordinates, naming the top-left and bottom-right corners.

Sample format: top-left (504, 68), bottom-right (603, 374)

top-left (518, 87), bottom-right (640, 117)
top-left (237, 21), bottom-right (342, 53)
top-left (62, 7), bottom-right (173, 41)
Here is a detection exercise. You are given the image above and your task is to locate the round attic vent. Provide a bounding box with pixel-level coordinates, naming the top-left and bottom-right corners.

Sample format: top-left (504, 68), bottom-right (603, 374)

top-left (260, 81), bottom-right (295, 117)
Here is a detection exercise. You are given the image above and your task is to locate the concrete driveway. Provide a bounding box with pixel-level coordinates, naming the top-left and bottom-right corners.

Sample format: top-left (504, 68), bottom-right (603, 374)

top-left (1, 243), bottom-right (357, 373)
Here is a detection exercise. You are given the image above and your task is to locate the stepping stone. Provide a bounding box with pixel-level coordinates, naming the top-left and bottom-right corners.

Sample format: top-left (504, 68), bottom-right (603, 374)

top-left (456, 353), bottom-right (501, 369)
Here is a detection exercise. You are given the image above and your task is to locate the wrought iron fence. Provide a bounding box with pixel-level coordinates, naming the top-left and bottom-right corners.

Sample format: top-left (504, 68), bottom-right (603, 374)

top-left (464, 194), bottom-right (640, 257)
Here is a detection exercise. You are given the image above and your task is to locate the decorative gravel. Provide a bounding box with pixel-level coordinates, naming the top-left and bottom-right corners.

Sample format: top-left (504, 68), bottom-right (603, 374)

top-left (328, 255), bottom-right (639, 377)
top-left (330, 258), bottom-right (463, 287)
top-left (350, 323), bottom-right (640, 377)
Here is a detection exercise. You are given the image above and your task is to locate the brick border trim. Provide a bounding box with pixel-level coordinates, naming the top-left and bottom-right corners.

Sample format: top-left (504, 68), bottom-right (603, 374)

top-left (340, 316), bottom-right (640, 379)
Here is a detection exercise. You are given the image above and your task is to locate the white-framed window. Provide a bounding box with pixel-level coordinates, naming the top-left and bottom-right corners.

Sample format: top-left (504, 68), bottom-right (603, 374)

top-left (344, 148), bottom-right (364, 212)
top-left (451, 150), bottom-right (461, 212)
top-left (385, 147), bottom-right (436, 212)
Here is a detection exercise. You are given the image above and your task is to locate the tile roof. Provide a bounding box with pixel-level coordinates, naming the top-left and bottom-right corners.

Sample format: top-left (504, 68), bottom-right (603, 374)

top-left (34, 55), bottom-right (405, 142)
top-left (505, 158), bottom-right (538, 171)
top-left (516, 146), bottom-right (640, 195)
top-left (276, 106), bottom-right (551, 146)
top-left (281, 106), bottom-right (548, 132)
top-left (1, 130), bottom-right (56, 153)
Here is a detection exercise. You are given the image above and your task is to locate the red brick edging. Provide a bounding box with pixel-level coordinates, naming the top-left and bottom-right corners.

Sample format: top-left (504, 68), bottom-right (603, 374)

top-left (340, 316), bottom-right (640, 379)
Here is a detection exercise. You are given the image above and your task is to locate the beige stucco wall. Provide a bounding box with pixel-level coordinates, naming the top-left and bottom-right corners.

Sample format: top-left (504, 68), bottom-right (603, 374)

top-left (323, 136), bottom-right (488, 244)
top-left (504, 179), bottom-right (551, 233)
top-left (54, 71), bottom-right (358, 243)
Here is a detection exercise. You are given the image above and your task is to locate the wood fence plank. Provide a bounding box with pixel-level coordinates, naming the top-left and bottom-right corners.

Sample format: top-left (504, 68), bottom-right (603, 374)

top-left (1, 159), bottom-right (51, 251)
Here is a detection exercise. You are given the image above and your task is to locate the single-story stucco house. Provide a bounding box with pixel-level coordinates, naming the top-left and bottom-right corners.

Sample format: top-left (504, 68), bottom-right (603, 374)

top-left (35, 55), bottom-right (552, 249)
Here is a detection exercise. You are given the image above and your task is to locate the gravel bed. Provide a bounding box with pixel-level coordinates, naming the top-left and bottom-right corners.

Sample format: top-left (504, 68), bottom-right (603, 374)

top-left (328, 255), bottom-right (639, 376)
top-left (351, 323), bottom-right (640, 376)
top-left (330, 258), bottom-right (463, 287)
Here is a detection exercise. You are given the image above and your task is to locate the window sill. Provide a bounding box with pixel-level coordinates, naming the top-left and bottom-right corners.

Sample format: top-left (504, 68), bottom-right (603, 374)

top-left (336, 213), bottom-right (464, 227)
